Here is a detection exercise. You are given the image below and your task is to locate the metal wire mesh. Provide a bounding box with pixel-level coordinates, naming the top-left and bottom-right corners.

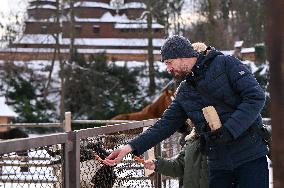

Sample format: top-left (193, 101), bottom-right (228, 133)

top-left (0, 144), bottom-right (64, 188)
top-left (79, 128), bottom-right (157, 188)
top-left (77, 128), bottom-right (182, 188)
top-left (0, 123), bottom-right (182, 187)
top-left (160, 132), bottom-right (182, 188)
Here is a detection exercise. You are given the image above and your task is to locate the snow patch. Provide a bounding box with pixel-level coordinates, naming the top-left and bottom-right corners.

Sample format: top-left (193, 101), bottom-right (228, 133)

top-left (0, 97), bottom-right (18, 117)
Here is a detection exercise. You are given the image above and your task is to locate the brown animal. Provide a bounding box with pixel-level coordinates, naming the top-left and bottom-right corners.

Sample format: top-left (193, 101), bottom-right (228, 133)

top-left (110, 80), bottom-right (177, 135)
top-left (111, 80), bottom-right (177, 121)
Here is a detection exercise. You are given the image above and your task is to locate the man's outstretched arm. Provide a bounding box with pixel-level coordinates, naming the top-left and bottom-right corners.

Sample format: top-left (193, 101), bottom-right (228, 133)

top-left (104, 99), bottom-right (187, 166)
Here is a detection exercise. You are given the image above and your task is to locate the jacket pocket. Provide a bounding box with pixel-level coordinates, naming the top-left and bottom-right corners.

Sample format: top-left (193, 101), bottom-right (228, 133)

top-left (248, 131), bottom-right (263, 145)
top-left (207, 146), bottom-right (219, 161)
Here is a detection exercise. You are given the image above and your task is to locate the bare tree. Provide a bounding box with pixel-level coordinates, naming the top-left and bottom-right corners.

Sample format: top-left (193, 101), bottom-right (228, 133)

top-left (167, 0), bottom-right (185, 35)
top-left (139, 0), bottom-right (168, 95)
top-left (185, 0), bottom-right (265, 49)
top-left (0, 12), bottom-right (26, 48)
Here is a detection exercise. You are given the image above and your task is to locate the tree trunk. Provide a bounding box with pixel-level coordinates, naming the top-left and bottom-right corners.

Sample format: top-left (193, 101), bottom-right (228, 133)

top-left (59, 60), bottom-right (65, 122)
top-left (69, 0), bottom-right (75, 63)
top-left (206, 0), bottom-right (216, 44)
top-left (44, 0), bottom-right (61, 102)
top-left (57, 0), bottom-right (64, 122)
top-left (44, 48), bottom-right (56, 101)
top-left (267, 1), bottom-right (284, 188)
top-left (147, 13), bottom-right (156, 96)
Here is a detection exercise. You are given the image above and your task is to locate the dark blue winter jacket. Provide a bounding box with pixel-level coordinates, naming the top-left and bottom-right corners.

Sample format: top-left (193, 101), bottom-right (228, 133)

top-left (128, 50), bottom-right (268, 170)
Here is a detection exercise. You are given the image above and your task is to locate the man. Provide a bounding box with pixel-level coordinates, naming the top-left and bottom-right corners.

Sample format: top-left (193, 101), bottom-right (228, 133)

top-left (104, 36), bottom-right (269, 188)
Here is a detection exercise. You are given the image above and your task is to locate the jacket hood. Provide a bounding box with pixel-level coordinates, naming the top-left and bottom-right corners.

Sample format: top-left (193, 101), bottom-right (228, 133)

top-left (186, 49), bottom-right (224, 87)
top-left (197, 49), bottom-right (224, 67)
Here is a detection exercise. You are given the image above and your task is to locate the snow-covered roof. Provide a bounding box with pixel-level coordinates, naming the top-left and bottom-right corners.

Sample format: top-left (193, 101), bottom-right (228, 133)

top-left (234, 40), bottom-right (244, 48)
top-left (99, 12), bottom-right (129, 22)
top-left (115, 23), bottom-right (164, 29)
top-left (221, 47), bottom-right (255, 56)
top-left (69, 1), bottom-right (146, 9)
top-left (122, 2), bottom-right (146, 9)
top-left (241, 47), bottom-right (255, 53)
top-left (0, 47), bottom-right (161, 55)
top-left (28, 5), bottom-right (57, 10)
top-left (17, 34), bottom-right (165, 47)
top-left (0, 97), bottom-right (18, 118)
top-left (76, 12), bottom-right (153, 24)
top-left (26, 12), bottom-right (129, 23)
top-left (64, 37), bottom-right (165, 47)
top-left (26, 11), bottom-right (160, 26)
top-left (73, 1), bottom-right (112, 9)
top-left (29, 0), bottom-right (56, 2)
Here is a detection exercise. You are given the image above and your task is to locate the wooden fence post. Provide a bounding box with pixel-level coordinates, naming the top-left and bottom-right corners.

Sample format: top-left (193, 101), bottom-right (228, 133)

top-left (67, 132), bottom-right (81, 188)
top-left (154, 143), bottom-right (162, 188)
top-left (63, 112), bottom-right (72, 132)
top-left (267, 0), bottom-right (284, 187)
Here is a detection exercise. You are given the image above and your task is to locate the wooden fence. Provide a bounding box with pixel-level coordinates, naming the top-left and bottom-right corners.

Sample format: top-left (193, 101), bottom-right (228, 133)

top-left (0, 114), bottom-right (163, 188)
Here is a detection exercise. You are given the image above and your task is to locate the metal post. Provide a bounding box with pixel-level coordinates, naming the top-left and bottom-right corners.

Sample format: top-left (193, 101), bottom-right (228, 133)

top-left (267, 1), bottom-right (284, 188)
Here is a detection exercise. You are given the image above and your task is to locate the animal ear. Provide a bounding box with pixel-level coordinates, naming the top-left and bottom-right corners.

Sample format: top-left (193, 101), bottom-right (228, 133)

top-left (164, 89), bottom-right (169, 95)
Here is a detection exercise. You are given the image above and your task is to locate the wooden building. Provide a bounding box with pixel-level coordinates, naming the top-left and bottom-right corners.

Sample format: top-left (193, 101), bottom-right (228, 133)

top-left (0, 0), bottom-right (165, 61)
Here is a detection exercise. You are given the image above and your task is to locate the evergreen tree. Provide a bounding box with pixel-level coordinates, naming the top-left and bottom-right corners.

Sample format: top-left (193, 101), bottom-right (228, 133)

top-left (253, 64), bottom-right (270, 118)
top-left (64, 53), bottom-right (141, 120)
top-left (1, 61), bottom-right (57, 123)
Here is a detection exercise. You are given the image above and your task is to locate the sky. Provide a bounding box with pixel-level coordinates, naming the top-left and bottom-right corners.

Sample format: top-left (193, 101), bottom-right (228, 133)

top-left (0, 0), bottom-right (27, 17)
top-left (0, 0), bottom-right (27, 37)
top-left (0, 0), bottom-right (11, 15)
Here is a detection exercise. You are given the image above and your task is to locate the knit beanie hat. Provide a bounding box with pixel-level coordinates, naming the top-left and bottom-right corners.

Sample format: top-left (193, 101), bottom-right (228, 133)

top-left (160, 35), bottom-right (198, 62)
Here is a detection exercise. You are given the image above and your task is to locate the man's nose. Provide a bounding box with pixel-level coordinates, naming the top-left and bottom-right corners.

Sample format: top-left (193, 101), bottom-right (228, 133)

top-left (166, 66), bottom-right (173, 73)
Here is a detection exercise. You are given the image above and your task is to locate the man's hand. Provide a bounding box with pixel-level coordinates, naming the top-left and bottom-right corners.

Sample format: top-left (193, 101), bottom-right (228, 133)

top-left (144, 160), bottom-right (156, 170)
top-left (206, 126), bottom-right (234, 144)
top-left (103, 144), bottom-right (133, 166)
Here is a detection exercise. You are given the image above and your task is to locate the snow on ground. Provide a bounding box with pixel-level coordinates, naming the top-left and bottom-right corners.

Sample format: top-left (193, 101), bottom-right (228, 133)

top-left (0, 97), bottom-right (18, 117)
top-left (242, 60), bottom-right (258, 73)
top-left (0, 149), bottom-right (61, 188)
top-left (269, 158), bottom-right (273, 188)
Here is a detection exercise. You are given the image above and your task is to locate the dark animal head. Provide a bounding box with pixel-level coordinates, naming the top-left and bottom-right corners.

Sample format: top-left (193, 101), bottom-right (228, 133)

top-left (0, 128), bottom-right (28, 139)
top-left (91, 165), bottom-right (116, 188)
top-left (80, 141), bottom-right (110, 162)
top-left (80, 140), bottom-right (117, 187)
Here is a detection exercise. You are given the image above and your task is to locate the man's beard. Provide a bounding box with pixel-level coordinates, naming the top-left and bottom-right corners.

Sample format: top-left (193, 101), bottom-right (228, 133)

top-left (171, 71), bottom-right (187, 83)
